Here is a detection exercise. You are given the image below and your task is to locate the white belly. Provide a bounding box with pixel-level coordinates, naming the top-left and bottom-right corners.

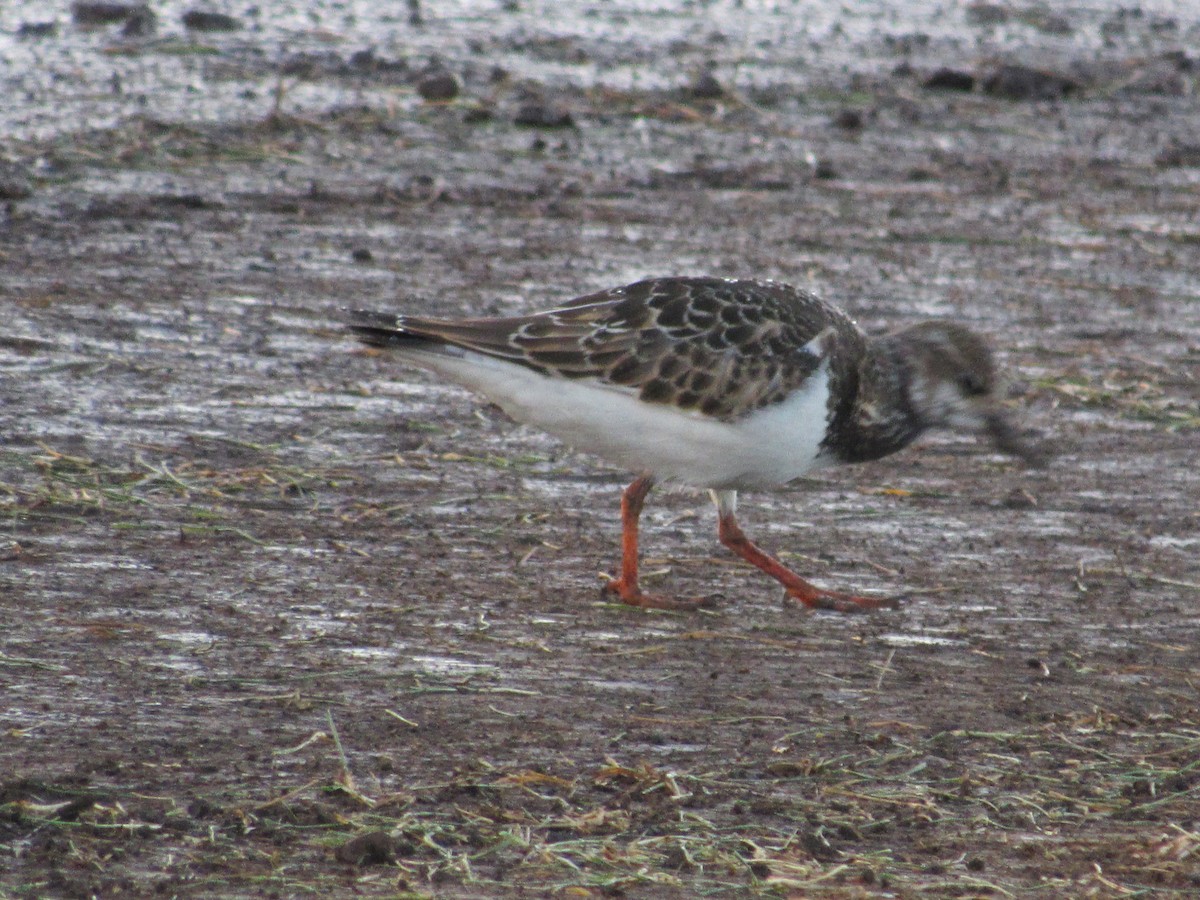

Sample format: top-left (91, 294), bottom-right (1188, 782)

top-left (394, 348), bottom-right (833, 490)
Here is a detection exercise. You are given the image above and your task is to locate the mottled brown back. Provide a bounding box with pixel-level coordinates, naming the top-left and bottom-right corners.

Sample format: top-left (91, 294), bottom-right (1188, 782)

top-left (349, 277), bottom-right (866, 421)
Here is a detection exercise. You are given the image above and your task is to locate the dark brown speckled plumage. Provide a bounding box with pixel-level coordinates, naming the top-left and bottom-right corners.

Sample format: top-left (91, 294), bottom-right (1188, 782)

top-left (345, 276), bottom-right (1047, 612)
top-left (351, 277), bottom-right (856, 420)
top-left (348, 277), bottom-right (1045, 466)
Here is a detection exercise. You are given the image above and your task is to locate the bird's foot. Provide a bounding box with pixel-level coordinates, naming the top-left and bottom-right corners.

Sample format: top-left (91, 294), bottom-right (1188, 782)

top-left (787, 587), bottom-right (899, 614)
top-left (601, 579), bottom-right (718, 611)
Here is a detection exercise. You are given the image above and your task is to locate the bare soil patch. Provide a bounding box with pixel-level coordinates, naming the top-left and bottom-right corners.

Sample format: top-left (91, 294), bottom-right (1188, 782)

top-left (2, 3), bottom-right (1199, 897)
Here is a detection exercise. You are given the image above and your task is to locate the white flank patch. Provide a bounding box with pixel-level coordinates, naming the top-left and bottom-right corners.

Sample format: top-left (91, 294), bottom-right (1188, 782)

top-left (395, 347), bottom-right (833, 490)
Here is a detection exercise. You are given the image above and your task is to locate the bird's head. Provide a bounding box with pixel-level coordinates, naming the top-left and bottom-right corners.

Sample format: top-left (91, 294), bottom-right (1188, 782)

top-left (899, 322), bottom-right (1050, 467)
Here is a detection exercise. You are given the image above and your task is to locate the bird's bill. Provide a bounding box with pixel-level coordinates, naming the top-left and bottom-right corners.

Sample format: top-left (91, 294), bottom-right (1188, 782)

top-left (981, 408), bottom-right (1051, 467)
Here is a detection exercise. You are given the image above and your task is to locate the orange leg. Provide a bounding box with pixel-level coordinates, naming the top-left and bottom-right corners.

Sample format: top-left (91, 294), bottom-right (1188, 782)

top-left (602, 476), bottom-right (709, 610)
top-left (714, 493), bottom-right (896, 613)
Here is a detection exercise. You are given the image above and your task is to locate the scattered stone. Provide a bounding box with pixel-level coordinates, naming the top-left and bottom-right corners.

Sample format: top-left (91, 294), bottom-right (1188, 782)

top-left (182, 10), bottom-right (242, 32)
top-left (186, 797), bottom-right (223, 818)
top-left (279, 56), bottom-right (313, 77)
top-left (0, 163), bottom-right (34, 201)
top-left (279, 53), bottom-right (340, 78)
top-left (394, 173), bottom-right (443, 202)
top-left (812, 159), bottom-right (838, 180)
top-left (689, 71), bottom-right (724, 100)
top-left (17, 21), bottom-right (58, 38)
top-left (70, 2), bottom-right (146, 26)
top-left (121, 4), bottom-right (155, 36)
top-left (1003, 487), bottom-right (1038, 510)
top-left (348, 48), bottom-right (376, 70)
top-left (154, 193), bottom-right (212, 210)
top-left (348, 49), bottom-right (409, 76)
top-left (832, 108), bottom-right (865, 130)
top-left (1019, 9), bottom-right (1073, 35)
top-left (462, 104), bottom-right (494, 124)
top-left (514, 103), bottom-right (575, 128)
top-left (275, 49), bottom-right (412, 82)
top-left (748, 860), bottom-right (772, 878)
top-left (54, 797), bottom-right (97, 822)
top-left (965, 3), bottom-right (1009, 26)
top-left (923, 68), bottom-right (975, 92)
top-left (1161, 50), bottom-right (1194, 72)
top-left (982, 64), bottom-right (1078, 101)
top-left (417, 70), bottom-right (461, 102)
top-left (335, 831), bottom-right (398, 866)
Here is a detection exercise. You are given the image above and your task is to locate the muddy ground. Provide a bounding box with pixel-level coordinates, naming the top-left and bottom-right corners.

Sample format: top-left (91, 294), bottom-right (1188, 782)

top-left (2, 2), bottom-right (1200, 897)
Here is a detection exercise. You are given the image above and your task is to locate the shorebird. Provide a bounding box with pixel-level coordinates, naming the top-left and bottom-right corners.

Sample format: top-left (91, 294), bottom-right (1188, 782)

top-left (347, 276), bottom-right (1046, 612)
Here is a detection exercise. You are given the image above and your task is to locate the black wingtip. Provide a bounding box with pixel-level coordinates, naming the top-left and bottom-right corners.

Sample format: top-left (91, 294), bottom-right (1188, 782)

top-left (341, 308), bottom-right (442, 350)
top-left (341, 308), bottom-right (404, 348)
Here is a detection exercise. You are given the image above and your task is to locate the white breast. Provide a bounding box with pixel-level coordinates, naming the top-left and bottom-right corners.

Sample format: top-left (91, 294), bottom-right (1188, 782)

top-left (393, 348), bottom-right (833, 490)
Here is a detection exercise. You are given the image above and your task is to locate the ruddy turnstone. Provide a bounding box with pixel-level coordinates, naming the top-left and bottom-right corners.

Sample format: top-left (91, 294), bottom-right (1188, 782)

top-left (347, 276), bottom-right (1046, 612)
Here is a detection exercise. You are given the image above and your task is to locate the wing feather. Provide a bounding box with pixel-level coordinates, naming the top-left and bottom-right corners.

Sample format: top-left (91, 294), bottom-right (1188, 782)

top-left (347, 277), bottom-right (865, 420)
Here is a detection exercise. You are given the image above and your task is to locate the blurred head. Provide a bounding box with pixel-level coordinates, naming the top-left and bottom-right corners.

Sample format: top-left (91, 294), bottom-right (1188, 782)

top-left (901, 322), bottom-right (1050, 467)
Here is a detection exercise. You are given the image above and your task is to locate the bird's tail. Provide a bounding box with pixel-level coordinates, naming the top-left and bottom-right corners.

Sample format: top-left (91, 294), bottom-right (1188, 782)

top-left (344, 309), bottom-right (441, 349)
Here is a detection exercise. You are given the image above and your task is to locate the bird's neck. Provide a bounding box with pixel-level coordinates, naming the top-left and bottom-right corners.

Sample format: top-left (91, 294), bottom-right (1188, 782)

top-left (823, 332), bottom-right (925, 464)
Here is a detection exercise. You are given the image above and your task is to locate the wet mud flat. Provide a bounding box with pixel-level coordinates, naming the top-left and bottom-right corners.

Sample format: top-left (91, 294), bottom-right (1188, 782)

top-left (2, 2), bottom-right (1200, 897)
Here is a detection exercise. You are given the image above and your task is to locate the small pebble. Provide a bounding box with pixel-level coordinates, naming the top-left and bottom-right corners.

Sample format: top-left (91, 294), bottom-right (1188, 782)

top-left (418, 71), bottom-right (461, 102)
top-left (965, 2), bottom-right (1009, 26)
top-left (17, 21), bottom-right (58, 38)
top-left (833, 109), bottom-right (864, 130)
top-left (924, 68), bottom-right (975, 92)
top-left (690, 72), bottom-right (724, 100)
top-left (122, 4), bottom-right (155, 36)
top-left (335, 831), bottom-right (397, 866)
top-left (812, 159), bottom-right (837, 179)
top-left (462, 105), bottom-right (494, 124)
top-left (1003, 487), bottom-right (1037, 509)
top-left (514, 103), bottom-right (574, 128)
top-left (72, 2), bottom-right (143, 26)
top-left (0, 164), bottom-right (34, 201)
top-left (982, 65), bottom-right (1078, 101)
top-left (182, 10), bottom-right (242, 32)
